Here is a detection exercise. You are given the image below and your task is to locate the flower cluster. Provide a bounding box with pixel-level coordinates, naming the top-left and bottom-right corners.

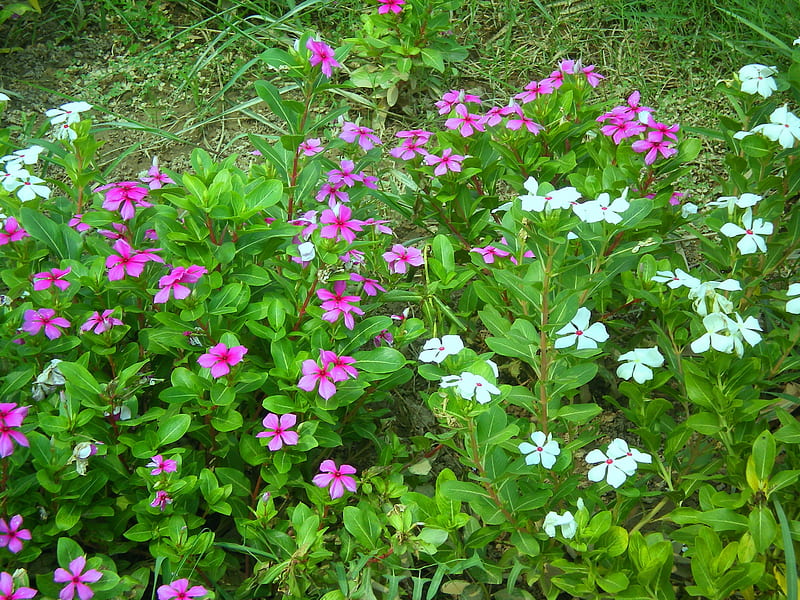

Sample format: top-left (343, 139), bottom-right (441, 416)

top-left (298, 349), bottom-right (359, 400)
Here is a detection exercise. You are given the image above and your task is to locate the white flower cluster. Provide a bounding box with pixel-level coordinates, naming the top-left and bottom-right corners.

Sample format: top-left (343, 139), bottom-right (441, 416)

top-left (652, 270), bottom-right (762, 357)
top-left (496, 177), bottom-right (632, 226)
top-left (418, 335), bottom-right (502, 405)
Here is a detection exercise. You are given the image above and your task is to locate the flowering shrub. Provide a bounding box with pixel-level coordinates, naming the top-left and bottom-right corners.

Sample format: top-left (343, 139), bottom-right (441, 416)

top-left (1, 22), bottom-right (800, 600)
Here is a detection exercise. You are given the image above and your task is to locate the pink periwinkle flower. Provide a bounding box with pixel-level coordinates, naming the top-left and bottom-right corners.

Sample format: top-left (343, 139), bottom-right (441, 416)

top-left (327, 159), bottom-right (363, 188)
top-left (0, 571), bottom-right (36, 600)
top-left (0, 515), bottom-right (31, 554)
top-left (98, 181), bottom-right (152, 221)
top-left (669, 191), bottom-right (685, 206)
top-left (306, 38), bottom-right (340, 78)
top-left (256, 413), bottom-right (299, 451)
top-left (68, 213), bottom-right (91, 233)
top-left (506, 107), bottom-right (543, 134)
top-left (645, 115), bottom-right (680, 142)
top-left (340, 122), bottom-right (382, 150)
top-left (312, 459), bottom-right (357, 499)
top-left (32, 267), bottom-right (71, 291)
top-left (298, 138), bottom-right (324, 156)
top-left (150, 490), bottom-right (172, 511)
top-left (582, 65), bottom-right (605, 87)
top-left (154, 265), bottom-right (207, 304)
top-left (298, 357), bottom-right (338, 400)
top-left (53, 555), bottom-right (102, 600)
top-left (626, 90), bottom-right (653, 120)
top-left (140, 156), bottom-right (174, 190)
top-left (363, 218), bottom-right (392, 235)
top-left (80, 310), bottom-right (123, 335)
top-left (197, 343), bottom-right (248, 378)
top-left (339, 249), bottom-right (365, 267)
top-left (435, 89), bottom-right (481, 114)
top-left (471, 245), bottom-right (511, 264)
top-left (374, 329), bottom-right (394, 347)
top-left (350, 272), bottom-right (386, 296)
top-left (424, 148), bottom-right (465, 176)
top-left (316, 181), bottom-right (349, 205)
top-left (631, 134), bottom-right (678, 165)
top-left (396, 129), bottom-right (433, 144)
top-left (444, 104), bottom-right (485, 137)
top-left (383, 244), bottom-right (423, 274)
top-left (97, 222), bottom-right (128, 240)
top-left (0, 404), bottom-right (27, 429)
top-left (22, 309), bottom-right (70, 340)
top-left (320, 204), bottom-right (364, 243)
top-left (317, 280), bottom-right (364, 329)
top-left (319, 350), bottom-right (358, 382)
top-left (377, 0), bottom-right (405, 13)
top-left (515, 79), bottom-right (556, 104)
top-left (601, 117), bottom-right (646, 144)
top-left (157, 579), bottom-right (208, 600)
top-left (146, 454), bottom-right (177, 476)
top-left (389, 138), bottom-right (429, 160)
top-left (0, 217), bottom-right (29, 245)
top-left (105, 239), bottom-right (164, 281)
top-left (0, 419), bottom-right (28, 459)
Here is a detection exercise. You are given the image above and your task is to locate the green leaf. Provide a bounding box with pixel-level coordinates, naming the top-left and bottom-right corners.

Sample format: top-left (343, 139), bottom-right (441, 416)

top-left (343, 506), bottom-right (383, 548)
top-left (254, 80), bottom-right (300, 133)
top-left (157, 414), bottom-right (191, 446)
top-left (352, 347), bottom-right (406, 374)
top-left (440, 480), bottom-right (505, 525)
top-left (748, 505), bottom-right (777, 553)
top-left (20, 207), bottom-right (83, 259)
top-left (432, 234), bottom-right (455, 274)
top-left (59, 361), bottom-right (103, 398)
top-left (752, 430), bottom-right (776, 481)
top-left (420, 47), bottom-right (445, 72)
top-left (555, 403), bottom-right (602, 424)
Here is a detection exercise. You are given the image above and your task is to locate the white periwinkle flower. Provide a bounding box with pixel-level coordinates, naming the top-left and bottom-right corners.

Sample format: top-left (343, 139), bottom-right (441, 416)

top-left (688, 279), bottom-right (741, 316)
top-left (719, 208), bottom-right (773, 254)
top-left (579, 188), bottom-right (630, 224)
top-left (1, 145), bottom-right (45, 171)
top-left (15, 172), bottom-right (51, 202)
top-left (0, 92), bottom-right (9, 103)
top-left (586, 438), bottom-right (650, 488)
top-left (554, 307), bottom-right (609, 350)
top-left (690, 312), bottom-right (735, 354)
top-left (651, 268), bottom-right (701, 290)
top-left (45, 101), bottom-right (92, 126)
top-left (418, 335), bottom-right (464, 363)
top-left (441, 371), bottom-right (500, 404)
top-left (726, 313), bottom-right (763, 358)
top-left (543, 510), bottom-right (577, 539)
top-left (681, 202), bottom-right (698, 218)
top-left (750, 105), bottom-right (800, 149)
top-left (518, 431), bottom-right (561, 469)
top-left (738, 64), bottom-right (778, 98)
top-left (297, 241), bottom-right (315, 262)
top-left (707, 193), bottom-right (762, 211)
top-left (518, 176), bottom-right (582, 212)
top-left (787, 283), bottom-right (800, 314)
top-left (616, 347), bottom-right (665, 384)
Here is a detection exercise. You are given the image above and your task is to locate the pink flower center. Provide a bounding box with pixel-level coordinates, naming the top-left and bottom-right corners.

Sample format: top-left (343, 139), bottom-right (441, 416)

top-left (575, 330), bottom-right (583, 335)
top-left (536, 446), bottom-right (543, 452)
top-left (606, 458), bottom-right (613, 464)
top-left (746, 229), bottom-right (753, 235)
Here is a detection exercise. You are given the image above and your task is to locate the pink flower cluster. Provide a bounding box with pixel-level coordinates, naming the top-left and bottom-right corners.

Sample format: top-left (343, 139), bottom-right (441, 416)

top-left (317, 280), bottom-right (363, 329)
top-left (97, 181), bottom-right (153, 220)
top-left (298, 349), bottom-right (358, 400)
top-left (316, 159), bottom-right (378, 206)
top-left (597, 91), bottom-right (679, 165)
top-left (154, 265), bottom-right (207, 303)
top-left (197, 343), bottom-right (248, 378)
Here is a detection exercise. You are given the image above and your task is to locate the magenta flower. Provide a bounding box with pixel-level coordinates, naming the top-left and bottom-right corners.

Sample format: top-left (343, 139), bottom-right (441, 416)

top-left (306, 38), bottom-right (340, 78)
top-left (97, 222), bottom-right (128, 240)
top-left (68, 213), bottom-right (91, 233)
top-left (157, 579), bottom-right (208, 600)
top-left (0, 404), bottom-right (28, 428)
top-left (383, 244), bottom-right (423, 274)
top-left (374, 329), bottom-right (393, 347)
top-left (146, 454), bottom-right (177, 475)
top-left (645, 115), bottom-right (680, 142)
top-left (53, 555), bottom-right (102, 600)
top-left (319, 350), bottom-right (358, 382)
top-left (424, 148), bottom-right (464, 176)
top-left (435, 89), bottom-right (481, 114)
top-left (350, 273), bottom-right (386, 296)
top-left (320, 204), bottom-right (364, 243)
top-left (506, 107), bottom-right (543, 134)
top-left (363, 218), bottom-right (392, 235)
top-left (389, 138), bottom-right (429, 160)
top-left (312, 459), bottom-right (357, 499)
top-left (601, 117), bottom-right (646, 144)
top-left (0, 420), bottom-right (28, 458)
top-left (298, 358), bottom-right (338, 400)
top-left (327, 159), bottom-right (363, 187)
top-left (140, 157), bottom-right (174, 190)
top-left (0, 217), bottom-right (29, 245)
top-left (514, 79), bottom-right (555, 104)
top-left (340, 122), bottom-right (382, 150)
top-left (150, 491), bottom-right (173, 511)
top-left (626, 91), bottom-right (653, 120)
top-left (377, 0), bottom-right (405, 13)
top-left (0, 571), bottom-right (37, 600)
top-left (105, 239), bottom-right (164, 281)
top-left (197, 343), bottom-right (248, 378)
top-left (316, 182), bottom-right (349, 205)
top-left (317, 280), bottom-right (364, 330)
top-left (80, 310), bottom-right (123, 335)
top-left (32, 267), bottom-right (72, 291)
top-left (396, 129), bottom-right (433, 143)
top-left (256, 413), bottom-right (299, 451)
top-left (471, 245), bottom-right (511, 264)
top-left (0, 515), bottom-right (31, 554)
top-left (581, 65), bottom-right (605, 87)
top-left (631, 134), bottom-right (678, 165)
top-left (444, 104), bottom-right (485, 137)
top-left (22, 309), bottom-right (70, 339)
top-left (298, 138), bottom-right (324, 156)
top-left (154, 265), bottom-right (207, 304)
top-left (98, 181), bottom-right (152, 220)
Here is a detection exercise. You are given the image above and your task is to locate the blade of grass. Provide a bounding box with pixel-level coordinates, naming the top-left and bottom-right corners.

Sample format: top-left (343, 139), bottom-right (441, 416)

top-left (773, 498), bottom-right (798, 600)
